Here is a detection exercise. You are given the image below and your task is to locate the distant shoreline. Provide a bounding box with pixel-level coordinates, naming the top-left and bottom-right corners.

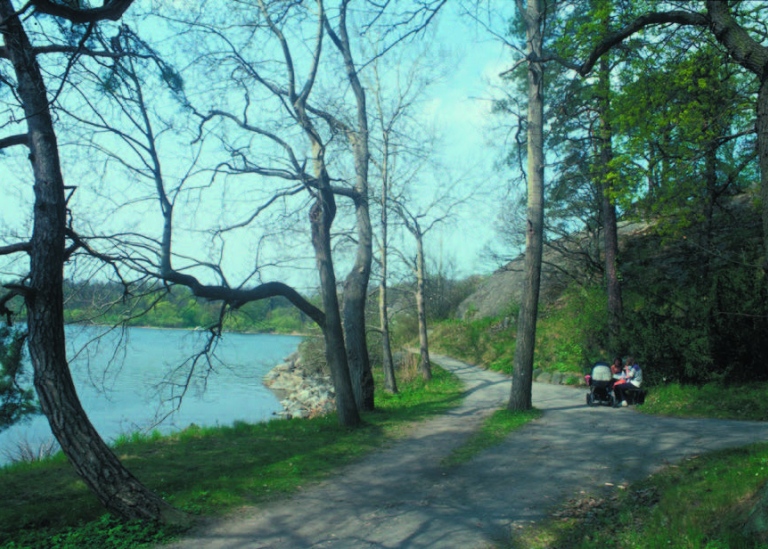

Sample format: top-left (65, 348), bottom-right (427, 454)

top-left (64, 322), bottom-right (314, 338)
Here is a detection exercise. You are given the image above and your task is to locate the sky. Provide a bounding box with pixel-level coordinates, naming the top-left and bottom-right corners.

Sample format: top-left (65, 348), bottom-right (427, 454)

top-left (384, 6), bottom-right (514, 277)
top-left (0, 2), bottom-right (518, 290)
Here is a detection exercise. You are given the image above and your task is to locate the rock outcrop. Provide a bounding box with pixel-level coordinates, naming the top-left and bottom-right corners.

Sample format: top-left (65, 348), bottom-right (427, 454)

top-left (457, 220), bottom-right (653, 320)
top-left (263, 353), bottom-right (335, 419)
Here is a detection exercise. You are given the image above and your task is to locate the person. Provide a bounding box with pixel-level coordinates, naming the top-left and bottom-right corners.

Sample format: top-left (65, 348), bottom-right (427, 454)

top-left (609, 357), bottom-right (624, 386)
top-left (613, 356), bottom-right (642, 407)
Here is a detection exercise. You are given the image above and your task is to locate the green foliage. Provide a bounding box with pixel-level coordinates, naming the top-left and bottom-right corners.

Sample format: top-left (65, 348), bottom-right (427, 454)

top-left (0, 326), bottom-right (38, 433)
top-left (534, 285), bottom-right (607, 373)
top-left (619, 258), bottom-right (768, 386)
top-left (641, 382), bottom-right (768, 421)
top-left (430, 316), bottom-right (513, 372)
top-left (430, 285), bottom-right (608, 376)
top-left (3, 513), bottom-right (177, 549)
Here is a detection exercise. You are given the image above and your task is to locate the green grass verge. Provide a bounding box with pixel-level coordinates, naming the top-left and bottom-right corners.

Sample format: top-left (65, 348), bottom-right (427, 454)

top-left (509, 443), bottom-right (768, 549)
top-left (442, 408), bottom-right (543, 468)
top-left (0, 365), bottom-right (463, 548)
top-left (641, 382), bottom-right (768, 421)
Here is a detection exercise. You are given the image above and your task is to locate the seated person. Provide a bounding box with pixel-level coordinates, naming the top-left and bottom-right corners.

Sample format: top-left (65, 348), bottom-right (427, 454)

top-left (613, 356), bottom-right (642, 407)
top-left (609, 357), bottom-right (623, 387)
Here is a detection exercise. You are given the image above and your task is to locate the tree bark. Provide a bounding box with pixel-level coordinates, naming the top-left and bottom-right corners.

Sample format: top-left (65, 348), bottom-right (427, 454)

top-left (328, 5), bottom-right (375, 412)
top-left (415, 233), bottom-right (432, 381)
top-left (379, 137), bottom-right (398, 394)
top-left (509, 0), bottom-right (545, 411)
top-left (0, 0), bottom-right (186, 524)
top-left (309, 155), bottom-right (362, 427)
top-left (597, 53), bottom-right (623, 351)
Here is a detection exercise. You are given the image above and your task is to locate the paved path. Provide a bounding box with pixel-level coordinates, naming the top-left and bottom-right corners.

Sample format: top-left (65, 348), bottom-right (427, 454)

top-left (166, 355), bottom-right (768, 548)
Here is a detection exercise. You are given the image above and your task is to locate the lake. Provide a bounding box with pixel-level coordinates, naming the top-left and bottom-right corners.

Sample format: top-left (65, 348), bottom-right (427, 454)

top-left (0, 326), bottom-right (301, 466)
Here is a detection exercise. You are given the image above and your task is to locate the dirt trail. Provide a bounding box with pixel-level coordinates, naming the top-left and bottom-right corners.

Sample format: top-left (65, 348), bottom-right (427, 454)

top-left (166, 355), bottom-right (768, 548)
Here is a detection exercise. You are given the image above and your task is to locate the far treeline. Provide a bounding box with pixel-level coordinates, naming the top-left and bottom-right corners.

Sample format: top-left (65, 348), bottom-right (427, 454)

top-left (61, 281), bottom-right (315, 334)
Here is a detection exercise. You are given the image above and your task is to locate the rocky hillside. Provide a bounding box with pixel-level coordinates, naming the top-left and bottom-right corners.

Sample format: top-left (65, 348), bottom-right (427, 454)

top-left (457, 194), bottom-right (761, 321)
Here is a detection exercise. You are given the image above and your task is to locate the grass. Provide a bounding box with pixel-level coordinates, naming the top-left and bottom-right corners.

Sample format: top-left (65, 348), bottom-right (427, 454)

top-left (509, 443), bottom-right (768, 549)
top-left (0, 364), bottom-right (463, 548)
top-left (442, 408), bottom-right (543, 467)
top-left (641, 382), bottom-right (768, 421)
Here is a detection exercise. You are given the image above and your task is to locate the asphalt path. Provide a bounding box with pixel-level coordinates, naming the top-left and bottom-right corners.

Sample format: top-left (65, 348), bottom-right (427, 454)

top-left (166, 354), bottom-right (768, 548)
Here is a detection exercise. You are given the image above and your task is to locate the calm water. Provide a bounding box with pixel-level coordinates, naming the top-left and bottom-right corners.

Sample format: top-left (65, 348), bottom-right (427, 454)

top-left (0, 326), bottom-right (301, 465)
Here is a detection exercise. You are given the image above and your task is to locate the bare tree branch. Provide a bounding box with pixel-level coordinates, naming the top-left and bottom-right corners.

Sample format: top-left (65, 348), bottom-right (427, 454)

top-left (575, 10), bottom-right (708, 76)
top-left (0, 241), bottom-right (30, 255)
top-left (0, 132), bottom-right (28, 149)
top-left (28, 0), bottom-right (135, 23)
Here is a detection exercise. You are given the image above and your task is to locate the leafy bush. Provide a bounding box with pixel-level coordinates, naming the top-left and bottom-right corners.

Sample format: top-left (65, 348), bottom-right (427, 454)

top-left (0, 326), bottom-right (38, 433)
top-left (297, 336), bottom-right (330, 377)
top-left (619, 263), bottom-right (768, 385)
top-left (534, 285), bottom-right (608, 372)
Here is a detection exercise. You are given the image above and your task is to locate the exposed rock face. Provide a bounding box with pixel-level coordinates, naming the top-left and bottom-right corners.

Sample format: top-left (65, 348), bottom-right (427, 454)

top-left (457, 221), bottom-right (652, 320)
top-left (459, 193), bottom-right (763, 322)
top-left (263, 353), bottom-right (335, 419)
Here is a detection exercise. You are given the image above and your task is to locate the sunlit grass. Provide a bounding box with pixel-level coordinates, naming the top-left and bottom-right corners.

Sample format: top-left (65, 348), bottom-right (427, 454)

top-left (510, 443), bottom-right (768, 549)
top-left (0, 364), bottom-right (463, 548)
top-left (442, 408), bottom-right (542, 467)
top-left (641, 382), bottom-right (768, 421)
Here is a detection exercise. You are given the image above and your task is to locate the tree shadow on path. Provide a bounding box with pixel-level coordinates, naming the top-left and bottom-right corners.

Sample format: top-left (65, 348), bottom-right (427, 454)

top-left (165, 354), bottom-right (768, 549)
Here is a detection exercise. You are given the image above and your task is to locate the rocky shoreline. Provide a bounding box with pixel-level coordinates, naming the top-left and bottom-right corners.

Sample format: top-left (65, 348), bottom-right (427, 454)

top-left (263, 353), bottom-right (336, 419)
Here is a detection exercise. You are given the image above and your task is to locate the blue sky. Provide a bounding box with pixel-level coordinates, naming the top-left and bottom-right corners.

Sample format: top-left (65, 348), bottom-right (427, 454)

top-left (0, 3), bottom-right (517, 289)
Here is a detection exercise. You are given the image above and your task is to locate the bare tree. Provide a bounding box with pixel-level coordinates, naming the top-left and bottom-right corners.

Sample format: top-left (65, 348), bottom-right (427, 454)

top-left (0, 0), bottom-right (187, 523)
top-left (367, 44), bottom-right (443, 392)
top-left (391, 179), bottom-right (469, 381)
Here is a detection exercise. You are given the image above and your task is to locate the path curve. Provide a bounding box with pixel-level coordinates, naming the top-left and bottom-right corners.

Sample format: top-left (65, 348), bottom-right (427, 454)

top-left (166, 355), bottom-right (768, 548)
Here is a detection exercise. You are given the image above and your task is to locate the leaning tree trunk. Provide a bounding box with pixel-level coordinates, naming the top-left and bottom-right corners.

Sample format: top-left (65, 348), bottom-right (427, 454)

top-left (0, 0), bottom-right (186, 524)
top-left (509, 0), bottom-right (545, 411)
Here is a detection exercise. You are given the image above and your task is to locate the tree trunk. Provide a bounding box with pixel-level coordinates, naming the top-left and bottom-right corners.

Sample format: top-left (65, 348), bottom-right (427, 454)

top-left (342, 201), bottom-right (375, 411)
top-left (0, 0), bottom-right (187, 524)
top-left (414, 233), bottom-right (432, 381)
top-left (758, 79), bottom-right (768, 273)
top-left (309, 169), bottom-right (362, 426)
top-left (329, 4), bottom-right (375, 412)
top-left (597, 54), bottom-right (623, 351)
top-left (509, 0), bottom-right (545, 411)
top-left (379, 297), bottom-right (398, 393)
top-left (379, 152), bottom-right (398, 394)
